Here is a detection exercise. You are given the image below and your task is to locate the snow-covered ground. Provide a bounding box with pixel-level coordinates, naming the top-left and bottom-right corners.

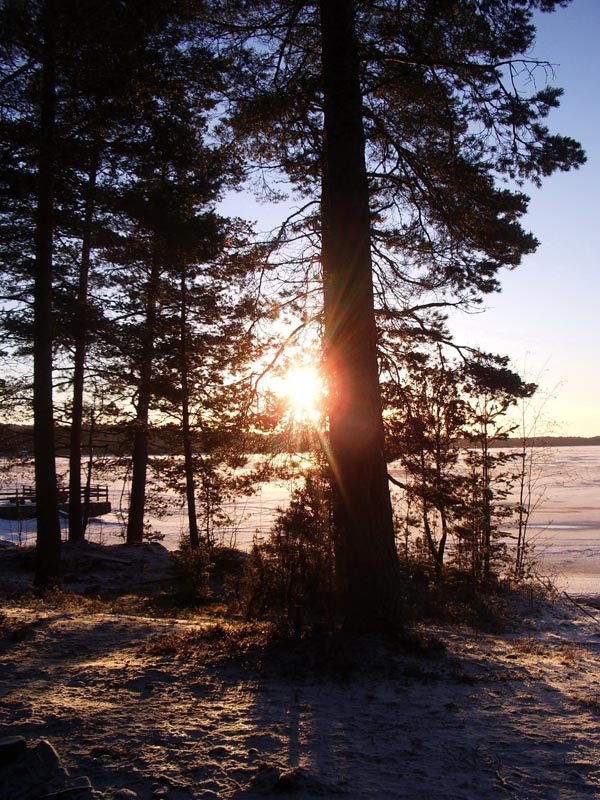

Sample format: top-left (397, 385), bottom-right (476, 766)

top-left (2, 446), bottom-right (600, 595)
top-left (2, 445), bottom-right (600, 798)
top-left (2, 542), bottom-right (600, 799)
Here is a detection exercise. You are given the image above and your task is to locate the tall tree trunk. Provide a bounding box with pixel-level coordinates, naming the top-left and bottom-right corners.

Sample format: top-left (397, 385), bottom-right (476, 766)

top-left (33, 0), bottom-right (61, 590)
top-left (83, 411), bottom-right (96, 532)
top-left (482, 433), bottom-right (492, 582)
top-left (127, 415), bottom-right (149, 545)
top-left (126, 253), bottom-right (160, 544)
top-left (319, 0), bottom-right (402, 630)
top-left (180, 264), bottom-right (200, 550)
top-left (514, 444), bottom-right (529, 580)
top-left (68, 151), bottom-right (99, 542)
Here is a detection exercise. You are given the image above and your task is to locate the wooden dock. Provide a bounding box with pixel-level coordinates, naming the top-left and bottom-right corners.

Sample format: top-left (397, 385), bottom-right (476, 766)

top-left (0, 484), bottom-right (111, 520)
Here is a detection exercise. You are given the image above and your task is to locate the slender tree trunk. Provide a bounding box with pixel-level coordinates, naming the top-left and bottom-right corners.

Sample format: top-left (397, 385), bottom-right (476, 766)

top-left (422, 501), bottom-right (440, 575)
top-left (434, 429), bottom-right (448, 575)
top-left (83, 413), bottom-right (96, 532)
top-left (514, 444), bottom-right (530, 580)
top-left (438, 508), bottom-right (448, 576)
top-left (482, 433), bottom-right (492, 581)
top-left (126, 253), bottom-right (160, 544)
top-left (127, 416), bottom-right (149, 544)
top-left (319, 0), bottom-right (402, 630)
top-left (182, 407), bottom-right (200, 548)
top-left (419, 448), bottom-right (441, 571)
top-left (68, 151), bottom-right (99, 542)
top-left (180, 264), bottom-right (200, 549)
top-left (33, 0), bottom-right (61, 590)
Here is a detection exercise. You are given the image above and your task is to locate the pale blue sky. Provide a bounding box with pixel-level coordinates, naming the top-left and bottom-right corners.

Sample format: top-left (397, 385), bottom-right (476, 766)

top-left (451, 0), bottom-right (599, 436)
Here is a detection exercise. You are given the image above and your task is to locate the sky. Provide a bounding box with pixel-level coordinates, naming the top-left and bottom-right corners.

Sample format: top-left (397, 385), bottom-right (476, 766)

top-left (224, 0), bottom-right (600, 439)
top-left (450, 0), bottom-right (600, 437)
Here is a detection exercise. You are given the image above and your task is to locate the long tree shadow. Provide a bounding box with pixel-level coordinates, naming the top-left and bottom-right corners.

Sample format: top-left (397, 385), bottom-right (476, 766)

top-left (3, 601), bottom-right (600, 799)
top-left (228, 630), bottom-right (600, 798)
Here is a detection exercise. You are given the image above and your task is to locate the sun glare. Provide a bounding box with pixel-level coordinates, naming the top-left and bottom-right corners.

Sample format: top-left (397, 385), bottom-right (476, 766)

top-left (282, 365), bottom-right (323, 423)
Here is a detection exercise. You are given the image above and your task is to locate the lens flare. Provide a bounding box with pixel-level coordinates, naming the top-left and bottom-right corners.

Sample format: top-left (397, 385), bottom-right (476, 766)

top-left (282, 365), bottom-right (323, 423)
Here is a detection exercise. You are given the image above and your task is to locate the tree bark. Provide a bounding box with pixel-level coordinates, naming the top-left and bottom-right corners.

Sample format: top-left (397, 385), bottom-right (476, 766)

top-left (127, 417), bottom-right (149, 544)
top-left (68, 151), bottom-right (99, 542)
top-left (319, 0), bottom-right (402, 630)
top-left (33, 0), bottom-right (61, 590)
top-left (180, 264), bottom-right (200, 549)
top-left (126, 254), bottom-right (160, 544)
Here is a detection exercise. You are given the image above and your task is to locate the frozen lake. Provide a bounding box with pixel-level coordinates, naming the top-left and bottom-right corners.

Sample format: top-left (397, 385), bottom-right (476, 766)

top-left (1, 446), bottom-right (599, 596)
top-left (505, 445), bottom-right (600, 596)
top-left (0, 454), bottom-right (298, 552)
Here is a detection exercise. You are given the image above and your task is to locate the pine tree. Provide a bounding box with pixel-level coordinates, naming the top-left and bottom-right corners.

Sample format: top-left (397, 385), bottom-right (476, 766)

top-left (211, 0), bottom-right (584, 628)
top-left (0, 0), bottom-right (251, 570)
top-left (94, 46), bottom-right (251, 545)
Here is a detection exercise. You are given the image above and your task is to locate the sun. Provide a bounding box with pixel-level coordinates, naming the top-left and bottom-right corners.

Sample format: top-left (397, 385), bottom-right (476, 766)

top-left (282, 364), bottom-right (324, 423)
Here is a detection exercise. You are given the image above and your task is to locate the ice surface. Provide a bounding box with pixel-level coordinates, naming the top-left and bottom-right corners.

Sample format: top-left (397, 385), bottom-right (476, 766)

top-left (1, 446), bottom-right (599, 595)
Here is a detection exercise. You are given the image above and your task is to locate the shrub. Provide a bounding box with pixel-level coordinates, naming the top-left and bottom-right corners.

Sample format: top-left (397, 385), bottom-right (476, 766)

top-left (171, 542), bottom-right (211, 602)
top-left (237, 471), bottom-right (336, 631)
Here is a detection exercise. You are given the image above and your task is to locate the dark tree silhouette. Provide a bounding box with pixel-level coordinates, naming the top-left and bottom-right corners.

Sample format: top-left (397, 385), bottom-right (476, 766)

top-left (320, 0), bottom-right (402, 627)
top-left (32, 0), bottom-right (61, 588)
top-left (211, 0), bottom-right (584, 628)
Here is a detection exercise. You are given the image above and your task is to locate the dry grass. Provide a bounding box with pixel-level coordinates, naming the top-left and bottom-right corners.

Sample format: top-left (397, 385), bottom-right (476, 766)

top-left (0, 608), bottom-right (28, 642)
top-left (143, 619), bottom-right (279, 665)
top-left (573, 693), bottom-right (600, 711)
top-left (553, 642), bottom-right (580, 666)
top-left (510, 636), bottom-right (580, 667)
top-left (511, 636), bottom-right (544, 657)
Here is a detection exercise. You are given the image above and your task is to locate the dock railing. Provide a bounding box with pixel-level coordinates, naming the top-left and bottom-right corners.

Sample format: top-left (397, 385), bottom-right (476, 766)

top-left (0, 484), bottom-right (110, 504)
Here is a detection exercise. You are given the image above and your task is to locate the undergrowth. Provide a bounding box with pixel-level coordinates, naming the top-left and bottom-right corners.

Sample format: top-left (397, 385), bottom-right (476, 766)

top-left (143, 619), bottom-right (281, 667)
top-left (0, 608), bottom-right (28, 642)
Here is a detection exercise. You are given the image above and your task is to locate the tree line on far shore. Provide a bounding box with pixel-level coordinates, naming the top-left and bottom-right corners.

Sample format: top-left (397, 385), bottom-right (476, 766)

top-left (3, 427), bottom-right (600, 460)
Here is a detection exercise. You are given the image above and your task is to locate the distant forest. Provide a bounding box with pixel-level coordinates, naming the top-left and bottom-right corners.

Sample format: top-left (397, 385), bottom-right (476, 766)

top-left (0, 425), bottom-right (599, 459)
